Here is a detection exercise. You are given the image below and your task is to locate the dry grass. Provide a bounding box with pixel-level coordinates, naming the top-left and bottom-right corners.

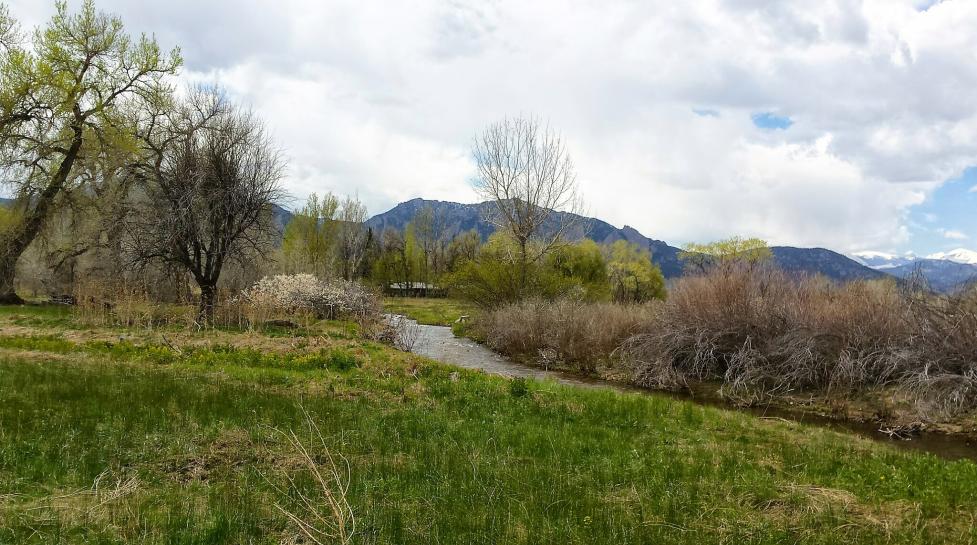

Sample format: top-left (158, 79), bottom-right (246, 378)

top-left (265, 411), bottom-right (355, 545)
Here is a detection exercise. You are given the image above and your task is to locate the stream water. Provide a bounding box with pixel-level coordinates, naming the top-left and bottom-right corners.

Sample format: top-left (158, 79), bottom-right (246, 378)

top-left (410, 322), bottom-right (977, 462)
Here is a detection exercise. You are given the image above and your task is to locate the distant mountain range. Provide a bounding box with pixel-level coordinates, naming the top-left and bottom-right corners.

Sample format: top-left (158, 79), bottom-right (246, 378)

top-left (852, 250), bottom-right (977, 293)
top-left (9, 194), bottom-right (973, 290)
top-left (365, 198), bottom-right (885, 282)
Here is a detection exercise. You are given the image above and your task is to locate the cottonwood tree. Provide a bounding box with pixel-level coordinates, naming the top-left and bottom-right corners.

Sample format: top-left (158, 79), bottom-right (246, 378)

top-left (282, 192), bottom-right (340, 276)
top-left (472, 116), bottom-right (584, 296)
top-left (336, 195), bottom-right (369, 280)
top-left (0, 1), bottom-right (180, 303)
top-left (680, 236), bottom-right (772, 275)
top-left (605, 240), bottom-right (666, 303)
top-left (412, 204), bottom-right (451, 282)
top-left (126, 88), bottom-right (284, 323)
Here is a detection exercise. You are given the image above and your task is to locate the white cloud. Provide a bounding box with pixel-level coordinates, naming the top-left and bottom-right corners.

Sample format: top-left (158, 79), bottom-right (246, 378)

top-left (8, 0), bottom-right (977, 251)
top-left (939, 228), bottom-right (969, 240)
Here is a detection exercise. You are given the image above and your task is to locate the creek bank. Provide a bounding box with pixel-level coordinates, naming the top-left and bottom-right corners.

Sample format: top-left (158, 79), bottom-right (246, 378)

top-left (410, 320), bottom-right (977, 461)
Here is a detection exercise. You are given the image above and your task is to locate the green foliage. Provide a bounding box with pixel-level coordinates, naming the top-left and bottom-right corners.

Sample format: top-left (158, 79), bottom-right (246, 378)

top-left (680, 236), bottom-right (773, 273)
top-left (545, 239), bottom-right (610, 300)
top-left (509, 376), bottom-right (529, 397)
top-left (282, 192), bottom-right (340, 276)
top-left (446, 232), bottom-right (525, 306)
top-left (449, 237), bottom-right (666, 307)
top-left (0, 0), bottom-right (181, 297)
top-left (605, 240), bottom-right (667, 303)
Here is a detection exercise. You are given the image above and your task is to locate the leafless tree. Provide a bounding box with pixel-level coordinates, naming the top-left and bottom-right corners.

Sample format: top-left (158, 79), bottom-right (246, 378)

top-left (472, 116), bottom-right (584, 294)
top-left (336, 195), bottom-right (368, 280)
top-left (125, 88), bottom-right (284, 323)
top-left (412, 204), bottom-right (450, 282)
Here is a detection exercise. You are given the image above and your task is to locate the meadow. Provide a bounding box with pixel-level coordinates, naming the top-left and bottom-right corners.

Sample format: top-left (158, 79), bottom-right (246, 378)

top-left (1, 304), bottom-right (976, 544)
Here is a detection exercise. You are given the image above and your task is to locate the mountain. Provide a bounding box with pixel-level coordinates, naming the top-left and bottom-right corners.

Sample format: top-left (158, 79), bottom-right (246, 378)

top-left (886, 259), bottom-right (977, 293)
top-left (851, 251), bottom-right (916, 270)
top-left (270, 203), bottom-right (293, 234)
top-left (853, 247), bottom-right (977, 292)
top-left (365, 198), bottom-right (882, 281)
top-left (925, 248), bottom-right (977, 265)
top-left (772, 247), bottom-right (890, 282)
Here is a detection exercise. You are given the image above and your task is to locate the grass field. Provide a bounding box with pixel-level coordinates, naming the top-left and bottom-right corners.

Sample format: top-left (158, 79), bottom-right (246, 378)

top-left (1, 305), bottom-right (976, 544)
top-left (382, 297), bottom-right (476, 327)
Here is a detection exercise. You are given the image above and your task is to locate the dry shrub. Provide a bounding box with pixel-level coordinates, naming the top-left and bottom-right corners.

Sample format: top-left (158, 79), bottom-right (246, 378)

top-left (74, 280), bottom-right (196, 328)
top-left (621, 264), bottom-right (977, 418)
top-left (267, 414), bottom-right (355, 545)
top-left (477, 298), bottom-right (653, 373)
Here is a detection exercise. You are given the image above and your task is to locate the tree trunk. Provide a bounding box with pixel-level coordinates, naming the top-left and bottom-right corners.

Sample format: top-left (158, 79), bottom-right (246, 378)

top-left (518, 238), bottom-right (529, 298)
top-left (0, 253), bottom-right (23, 304)
top-left (198, 282), bottom-right (217, 326)
top-left (0, 127), bottom-right (83, 304)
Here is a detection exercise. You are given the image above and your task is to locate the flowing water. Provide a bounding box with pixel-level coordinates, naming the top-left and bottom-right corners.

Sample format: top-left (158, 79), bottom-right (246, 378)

top-left (410, 321), bottom-right (977, 461)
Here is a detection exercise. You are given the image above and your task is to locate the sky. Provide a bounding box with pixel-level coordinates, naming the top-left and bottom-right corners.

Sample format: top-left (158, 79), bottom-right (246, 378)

top-left (7, 0), bottom-right (977, 255)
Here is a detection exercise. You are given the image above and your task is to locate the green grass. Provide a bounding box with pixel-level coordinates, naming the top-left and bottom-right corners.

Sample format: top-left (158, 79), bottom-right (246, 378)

top-left (1, 306), bottom-right (976, 544)
top-left (383, 297), bottom-right (476, 326)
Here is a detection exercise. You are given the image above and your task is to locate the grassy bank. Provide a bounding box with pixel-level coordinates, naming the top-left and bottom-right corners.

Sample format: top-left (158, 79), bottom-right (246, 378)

top-left (383, 297), bottom-right (475, 326)
top-left (1, 305), bottom-right (976, 544)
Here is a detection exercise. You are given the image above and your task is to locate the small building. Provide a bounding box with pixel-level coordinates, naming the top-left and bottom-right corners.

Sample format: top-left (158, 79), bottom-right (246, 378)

top-left (386, 282), bottom-right (447, 298)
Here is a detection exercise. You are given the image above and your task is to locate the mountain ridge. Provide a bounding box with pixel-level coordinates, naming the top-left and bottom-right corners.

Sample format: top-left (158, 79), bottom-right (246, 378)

top-left (365, 198), bottom-right (884, 281)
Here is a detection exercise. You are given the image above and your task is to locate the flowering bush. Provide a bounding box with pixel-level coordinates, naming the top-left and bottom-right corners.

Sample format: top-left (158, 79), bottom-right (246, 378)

top-left (238, 274), bottom-right (381, 320)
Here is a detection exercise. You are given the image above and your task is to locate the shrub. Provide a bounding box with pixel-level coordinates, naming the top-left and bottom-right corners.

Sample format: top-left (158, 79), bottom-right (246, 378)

top-left (238, 274), bottom-right (380, 320)
top-left (620, 264), bottom-right (977, 418)
top-left (476, 298), bottom-right (653, 374)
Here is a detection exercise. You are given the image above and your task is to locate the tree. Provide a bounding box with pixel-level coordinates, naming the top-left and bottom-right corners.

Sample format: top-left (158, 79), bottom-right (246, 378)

top-left (445, 229), bottom-right (481, 272)
top-left (0, 4), bottom-right (17, 51)
top-left (545, 239), bottom-right (609, 300)
top-left (282, 192), bottom-right (340, 276)
top-left (472, 116), bottom-right (584, 297)
top-left (680, 236), bottom-right (772, 275)
top-left (126, 88), bottom-right (284, 323)
top-left (605, 240), bottom-right (666, 303)
top-left (411, 204), bottom-right (450, 283)
top-left (446, 233), bottom-right (523, 307)
top-left (335, 195), bottom-right (368, 280)
top-left (0, 1), bottom-right (181, 303)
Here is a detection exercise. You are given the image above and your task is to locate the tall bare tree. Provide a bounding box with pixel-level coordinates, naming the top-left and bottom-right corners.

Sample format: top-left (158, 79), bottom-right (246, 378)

top-left (472, 116), bottom-right (583, 295)
top-left (336, 195), bottom-right (369, 280)
top-left (0, 0), bottom-right (180, 303)
top-left (412, 204), bottom-right (450, 282)
top-left (126, 88), bottom-right (284, 323)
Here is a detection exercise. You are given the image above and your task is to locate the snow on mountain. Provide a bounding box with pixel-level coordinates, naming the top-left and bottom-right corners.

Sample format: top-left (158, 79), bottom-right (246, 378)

top-left (850, 251), bottom-right (916, 270)
top-left (925, 248), bottom-right (977, 265)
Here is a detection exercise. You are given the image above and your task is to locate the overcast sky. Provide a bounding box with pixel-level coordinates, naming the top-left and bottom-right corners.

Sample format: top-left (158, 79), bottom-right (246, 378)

top-left (8, 0), bottom-right (977, 255)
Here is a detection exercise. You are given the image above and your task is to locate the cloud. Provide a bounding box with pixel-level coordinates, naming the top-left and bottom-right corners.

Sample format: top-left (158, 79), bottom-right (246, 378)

top-left (939, 228), bottom-right (969, 240)
top-left (8, 0), bottom-right (977, 252)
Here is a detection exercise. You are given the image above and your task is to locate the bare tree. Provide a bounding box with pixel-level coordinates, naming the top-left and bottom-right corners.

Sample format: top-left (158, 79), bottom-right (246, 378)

top-left (336, 195), bottom-right (368, 280)
top-left (472, 116), bottom-right (583, 295)
top-left (412, 204), bottom-right (450, 283)
top-left (126, 88), bottom-right (284, 323)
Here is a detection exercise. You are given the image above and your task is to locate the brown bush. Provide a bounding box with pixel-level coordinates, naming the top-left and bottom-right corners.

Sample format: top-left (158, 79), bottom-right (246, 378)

top-left (476, 298), bottom-right (653, 373)
top-left (620, 264), bottom-right (977, 418)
